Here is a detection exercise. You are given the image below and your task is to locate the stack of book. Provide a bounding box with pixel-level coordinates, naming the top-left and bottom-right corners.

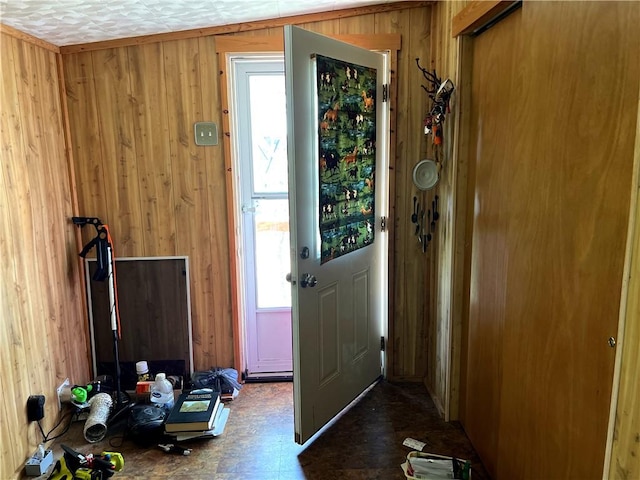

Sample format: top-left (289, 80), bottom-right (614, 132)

top-left (164, 388), bottom-right (230, 441)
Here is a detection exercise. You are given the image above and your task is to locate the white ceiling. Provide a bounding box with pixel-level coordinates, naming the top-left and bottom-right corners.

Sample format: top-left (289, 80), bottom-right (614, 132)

top-left (0, 0), bottom-right (403, 46)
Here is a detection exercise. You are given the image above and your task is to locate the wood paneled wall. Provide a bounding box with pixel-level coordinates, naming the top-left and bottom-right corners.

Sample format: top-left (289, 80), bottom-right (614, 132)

top-left (424, 0), bottom-right (469, 417)
top-left (64, 36), bottom-right (232, 372)
top-left (418, 0), bottom-right (640, 475)
top-left (62, 5), bottom-right (433, 379)
top-left (0, 31), bottom-right (91, 479)
top-left (7, 1), bottom-right (640, 476)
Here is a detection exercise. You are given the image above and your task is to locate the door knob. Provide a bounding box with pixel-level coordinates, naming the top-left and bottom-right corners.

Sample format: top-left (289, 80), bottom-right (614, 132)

top-left (300, 273), bottom-right (317, 288)
top-left (285, 273), bottom-right (296, 285)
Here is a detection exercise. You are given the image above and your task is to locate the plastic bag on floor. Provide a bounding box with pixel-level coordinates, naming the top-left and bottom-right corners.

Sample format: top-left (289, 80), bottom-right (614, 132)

top-left (401, 451), bottom-right (471, 479)
top-left (191, 367), bottom-right (242, 395)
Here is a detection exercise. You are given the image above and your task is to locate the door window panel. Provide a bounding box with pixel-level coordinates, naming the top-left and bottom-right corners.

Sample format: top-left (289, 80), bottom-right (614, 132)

top-left (249, 75), bottom-right (288, 194)
top-left (253, 199), bottom-right (291, 308)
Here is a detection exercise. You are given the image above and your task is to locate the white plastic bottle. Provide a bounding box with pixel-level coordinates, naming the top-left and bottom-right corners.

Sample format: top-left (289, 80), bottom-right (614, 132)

top-left (150, 373), bottom-right (174, 411)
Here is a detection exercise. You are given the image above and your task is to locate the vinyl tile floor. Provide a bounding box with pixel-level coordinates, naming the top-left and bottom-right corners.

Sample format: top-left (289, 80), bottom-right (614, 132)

top-left (47, 380), bottom-right (489, 479)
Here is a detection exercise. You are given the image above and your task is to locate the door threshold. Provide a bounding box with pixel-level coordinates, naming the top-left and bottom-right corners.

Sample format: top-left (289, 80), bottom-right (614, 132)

top-left (244, 372), bottom-right (293, 383)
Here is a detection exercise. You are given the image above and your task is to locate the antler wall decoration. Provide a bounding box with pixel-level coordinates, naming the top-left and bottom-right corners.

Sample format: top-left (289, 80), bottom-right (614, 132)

top-left (415, 58), bottom-right (455, 145)
top-left (410, 60), bottom-right (454, 253)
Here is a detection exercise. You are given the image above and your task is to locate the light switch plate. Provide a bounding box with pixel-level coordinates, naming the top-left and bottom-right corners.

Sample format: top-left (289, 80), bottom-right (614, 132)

top-left (194, 122), bottom-right (218, 146)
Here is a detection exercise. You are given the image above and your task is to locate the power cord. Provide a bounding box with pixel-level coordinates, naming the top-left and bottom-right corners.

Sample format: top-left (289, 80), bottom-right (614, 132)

top-left (37, 407), bottom-right (78, 444)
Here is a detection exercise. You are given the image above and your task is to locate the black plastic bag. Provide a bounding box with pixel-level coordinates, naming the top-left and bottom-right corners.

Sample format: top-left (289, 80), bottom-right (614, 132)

top-left (191, 367), bottom-right (242, 394)
top-left (127, 404), bottom-right (168, 447)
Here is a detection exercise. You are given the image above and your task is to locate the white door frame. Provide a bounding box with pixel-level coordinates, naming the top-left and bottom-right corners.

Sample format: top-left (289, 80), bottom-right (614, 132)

top-left (227, 53), bottom-right (292, 379)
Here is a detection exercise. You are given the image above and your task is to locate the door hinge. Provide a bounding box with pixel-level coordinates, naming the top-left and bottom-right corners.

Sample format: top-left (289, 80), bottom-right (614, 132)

top-left (382, 84), bottom-right (389, 102)
top-left (380, 216), bottom-right (387, 232)
top-left (380, 336), bottom-right (386, 351)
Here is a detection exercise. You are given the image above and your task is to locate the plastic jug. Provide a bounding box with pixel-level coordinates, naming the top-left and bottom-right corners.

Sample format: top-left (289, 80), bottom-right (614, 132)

top-left (150, 373), bottom-right (174, 411)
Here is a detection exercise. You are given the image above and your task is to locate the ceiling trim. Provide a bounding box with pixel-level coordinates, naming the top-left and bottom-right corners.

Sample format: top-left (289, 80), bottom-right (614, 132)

top-left (59, 1), bottom-right (429, 55)
top-left (0, 23), bottom-right (59, 53)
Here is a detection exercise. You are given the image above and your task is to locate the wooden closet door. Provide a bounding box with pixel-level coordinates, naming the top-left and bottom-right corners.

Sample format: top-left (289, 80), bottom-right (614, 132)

top-left (463, 9), bottom-right (522, 476)
top-left (464, 2), bottom-right (640, 478)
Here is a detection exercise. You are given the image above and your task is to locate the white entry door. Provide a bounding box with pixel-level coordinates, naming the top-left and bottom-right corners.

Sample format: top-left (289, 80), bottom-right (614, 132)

top-left (232, 58), bottom-right (293, 378)
top-left (284, 25), bottom-right (389, 445)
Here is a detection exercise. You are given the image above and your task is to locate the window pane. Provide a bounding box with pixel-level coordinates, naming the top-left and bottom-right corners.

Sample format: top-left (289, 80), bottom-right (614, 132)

top-left (254, 199), bottom-right (291, 308)
top-left (249, 74), bottom-right (288, 193)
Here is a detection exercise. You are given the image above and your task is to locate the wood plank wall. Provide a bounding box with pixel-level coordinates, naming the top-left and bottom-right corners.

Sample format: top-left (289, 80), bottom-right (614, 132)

top-left (0, 31), bottom-right (91, 479)
top-left (609, 77), bottom-right (640, 479)
top-left (420, 0), bottom-right (640, 475)
top-left (62, 5), bottom-right (433, 380)
top-left (63, 36), bottom-right (232, 372)
top-left (424, 0), bottom-right (469, 417)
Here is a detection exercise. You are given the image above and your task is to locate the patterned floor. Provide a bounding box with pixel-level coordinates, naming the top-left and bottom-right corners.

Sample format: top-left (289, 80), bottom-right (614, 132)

top-left (46, 381), bottom-right (489, 479)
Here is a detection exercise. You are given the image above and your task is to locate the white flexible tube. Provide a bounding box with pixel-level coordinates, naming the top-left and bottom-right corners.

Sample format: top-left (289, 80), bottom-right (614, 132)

top-left (83, 393), bottom-right (113, 443)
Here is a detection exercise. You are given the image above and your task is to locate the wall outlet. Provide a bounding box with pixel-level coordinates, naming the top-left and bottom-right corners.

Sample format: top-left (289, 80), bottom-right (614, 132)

top-left (194, 122), bottom-right (218, 146)
top-left (27, 395), bottom-right (45, 421)
top-left (56, 378), bottom-right (70, 410)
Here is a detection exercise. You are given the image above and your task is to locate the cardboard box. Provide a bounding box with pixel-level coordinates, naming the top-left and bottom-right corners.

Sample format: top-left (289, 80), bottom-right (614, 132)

top-left (136, 380), bottom-right (153, 394)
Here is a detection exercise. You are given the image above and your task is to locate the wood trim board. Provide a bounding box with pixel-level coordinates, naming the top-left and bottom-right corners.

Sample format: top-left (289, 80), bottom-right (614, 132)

top-left (215, 34), bottom-right (401, 54)
top-left (451, 1), bottom-right (520, 37)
